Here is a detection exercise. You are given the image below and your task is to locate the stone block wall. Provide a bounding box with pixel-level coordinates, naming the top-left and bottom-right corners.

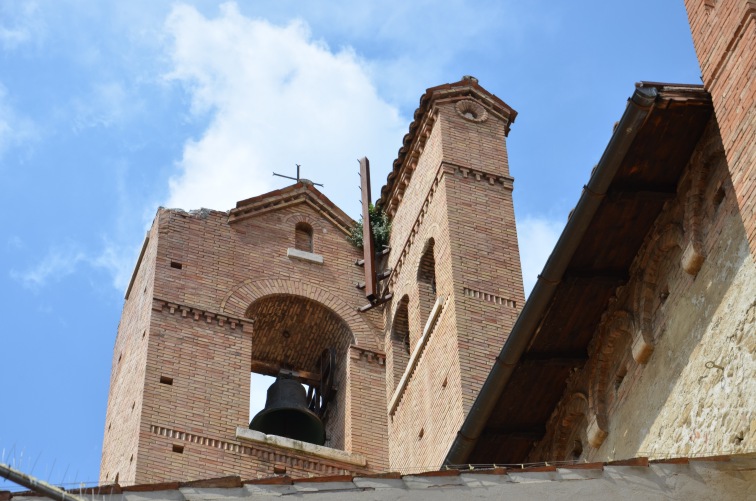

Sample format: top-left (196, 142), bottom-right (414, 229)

top-left (528, 120), bottom-right (755, 462)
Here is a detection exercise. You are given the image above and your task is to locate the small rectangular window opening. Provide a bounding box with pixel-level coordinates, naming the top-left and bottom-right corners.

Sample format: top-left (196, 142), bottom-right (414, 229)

top-left (170, 261), bottom-right (183, 269)
top-left (172, 444), bottom-right (184, 454)
top-left (160, 376), bottom-right (174, 385)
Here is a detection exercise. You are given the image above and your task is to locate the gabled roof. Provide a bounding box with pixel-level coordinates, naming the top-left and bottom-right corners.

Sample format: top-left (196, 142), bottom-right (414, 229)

top-left (229, 181), bottom-right (355, 234)
top-left (445, 83), bottom-right (713, 465)
top-left (378, 76), bottom-right (517, 209)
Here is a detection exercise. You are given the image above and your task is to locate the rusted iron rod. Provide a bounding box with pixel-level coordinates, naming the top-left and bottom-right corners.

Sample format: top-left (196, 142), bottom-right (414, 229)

top-left (0, 463), bottom-right (84, 501)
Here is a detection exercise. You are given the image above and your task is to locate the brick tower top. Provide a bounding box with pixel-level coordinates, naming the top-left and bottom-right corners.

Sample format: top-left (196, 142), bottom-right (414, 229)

top-left (379, 75), bottom-right (517, 216)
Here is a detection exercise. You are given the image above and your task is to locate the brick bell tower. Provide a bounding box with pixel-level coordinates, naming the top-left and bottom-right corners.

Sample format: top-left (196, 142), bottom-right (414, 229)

top-left (380, 77), bottom-right (524, 470)
top-left (100, 182), bottom-right (389, 485)
top-left (101, 77), bottom-right (524, 483)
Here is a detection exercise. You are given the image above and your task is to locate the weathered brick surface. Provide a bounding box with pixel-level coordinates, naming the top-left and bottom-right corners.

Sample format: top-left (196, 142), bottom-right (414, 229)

top-left (383, 84), bottom-right (523, 472)
top-left (103, 79), bottom-right (524, 481)
top-left (102, 186), bottom-right (388, 485)
top-left (528, 120), bottom-right (755, 462)
top-left (100, 221), bottom-right (159, 484)
top-left (686, 0), bottom-right (756, 254)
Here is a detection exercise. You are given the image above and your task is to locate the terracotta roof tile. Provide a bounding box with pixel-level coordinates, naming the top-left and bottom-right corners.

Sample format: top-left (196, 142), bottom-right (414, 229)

top-left (122, 481), bottom-right (181, 492)
top-left (179, 476), bottom-right (242, 489)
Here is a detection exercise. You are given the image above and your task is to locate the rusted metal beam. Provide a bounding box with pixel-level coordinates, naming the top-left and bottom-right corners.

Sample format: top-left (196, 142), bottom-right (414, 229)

top-left (358, 293), bottom-right (393, 312)
top-left (359, 157), bottom-right (378, 301)
top-left (0, 463), bottom-right (84, 501)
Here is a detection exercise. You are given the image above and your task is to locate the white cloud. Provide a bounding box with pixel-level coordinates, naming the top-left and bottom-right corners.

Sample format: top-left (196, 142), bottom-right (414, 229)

top-left (71, 81), bottom-right (142, 131)
top-left (516, 215), bottom-right (564, 297)
top-left (0, 84), bottom-right (36, 157)
top-left (91, 239), bottom-right (143, 292)
top-left (0, 1), bottom-right (45, 50)
top-left (10, 244), bottom-right (87, 290)
top-left (162, 2), bottom-right (406, 215)
top-left (10, 239), bottom-right (140, 292)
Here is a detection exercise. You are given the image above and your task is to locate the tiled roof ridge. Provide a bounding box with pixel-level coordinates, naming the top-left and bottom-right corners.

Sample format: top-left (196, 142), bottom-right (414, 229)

top-left (3, 453), bottom-right (750, 498)
top-left (228, 181), bottom-right (355, 232)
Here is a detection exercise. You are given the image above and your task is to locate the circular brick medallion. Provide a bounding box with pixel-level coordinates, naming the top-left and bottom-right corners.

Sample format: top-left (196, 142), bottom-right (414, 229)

top-left (455, 99), bottom-right (488, 122)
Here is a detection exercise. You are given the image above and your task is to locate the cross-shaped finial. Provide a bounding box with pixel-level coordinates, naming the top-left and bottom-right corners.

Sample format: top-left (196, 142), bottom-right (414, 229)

top-left (273, 164), bottom-right (323, 187)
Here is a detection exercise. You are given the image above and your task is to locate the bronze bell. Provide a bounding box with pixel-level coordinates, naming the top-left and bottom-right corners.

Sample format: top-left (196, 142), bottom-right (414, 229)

top-left (249, 376), bottom-right (326, 445)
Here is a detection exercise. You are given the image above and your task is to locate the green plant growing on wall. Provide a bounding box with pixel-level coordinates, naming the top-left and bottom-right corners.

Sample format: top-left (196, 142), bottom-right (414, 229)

top-left (347, 203), bottom-right (391, 250)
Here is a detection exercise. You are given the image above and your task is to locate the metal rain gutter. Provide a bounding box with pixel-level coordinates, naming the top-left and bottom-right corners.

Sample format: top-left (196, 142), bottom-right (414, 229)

top-left (443, 85), bottom-right (658, 466)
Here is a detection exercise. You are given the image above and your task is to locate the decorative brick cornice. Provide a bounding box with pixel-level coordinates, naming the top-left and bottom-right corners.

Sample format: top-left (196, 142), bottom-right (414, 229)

top-left (349, 346), bottom-right (386, 365)
top-left (462, 287), bottom-right (517, 308)
top-left (388, 162), bottom-right (513, 288)
top-left (152, 298), bottom-right (253, 333)
top-left (148, 425), bottom-right (367, 475)
top-left (379, 77), bottom-right (517, 210)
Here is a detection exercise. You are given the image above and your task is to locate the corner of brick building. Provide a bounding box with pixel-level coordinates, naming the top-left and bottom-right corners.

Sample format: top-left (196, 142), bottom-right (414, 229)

top-left (685, 0), bottom-right (756, 256)
top-left (101, 193), bottom-right (391, 484)
top-left (101, 77), bottom-right (526, 483)
top-left (381, 79), bottom-right (524, 471)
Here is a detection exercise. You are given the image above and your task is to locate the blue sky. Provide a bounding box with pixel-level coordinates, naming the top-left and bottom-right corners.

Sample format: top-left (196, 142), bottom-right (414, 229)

top-left (1, 0), bottom-right (700, 489)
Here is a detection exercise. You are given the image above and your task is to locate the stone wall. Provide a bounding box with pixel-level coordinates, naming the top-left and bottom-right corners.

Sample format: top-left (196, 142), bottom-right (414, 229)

top-left (528, 120), bottom-right (755, 462)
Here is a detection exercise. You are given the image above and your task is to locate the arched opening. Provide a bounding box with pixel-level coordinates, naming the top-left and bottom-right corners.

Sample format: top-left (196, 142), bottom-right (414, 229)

top-left (388, 295), bottom-right (410, 391)
top-left (417, 239), bottom-right (437, 332)
top-left (295, 222), bottom-right (314, 252)
top-left (246, 294), bottom-right (354, 448)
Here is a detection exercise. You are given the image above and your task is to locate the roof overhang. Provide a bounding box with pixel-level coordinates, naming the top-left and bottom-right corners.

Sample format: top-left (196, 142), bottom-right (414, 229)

top-left (444, 82), bottom-right (713, 465)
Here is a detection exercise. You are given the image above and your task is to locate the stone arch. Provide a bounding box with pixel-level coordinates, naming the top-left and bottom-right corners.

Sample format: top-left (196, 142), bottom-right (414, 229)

top-left (633, 224), bottom-right (683, 363)
top-left (588, 310), bottom-right (634, 446)
top-left (220, 278), bottom-right (379, 349)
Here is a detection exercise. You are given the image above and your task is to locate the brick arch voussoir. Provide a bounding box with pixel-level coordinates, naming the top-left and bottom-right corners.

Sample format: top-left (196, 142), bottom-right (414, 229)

top-left (588, 310), bottom-right (634, 441)
top-left (682, 131), bottom-right (724, 275)
top-left (220, 278), bottom-right (374, 347)
top-left (632, 223), bottom-right (683, 363)
top-left (552, 392), bottom-right (589, 460)
top-left (283, 212), bottom-right (323, 231)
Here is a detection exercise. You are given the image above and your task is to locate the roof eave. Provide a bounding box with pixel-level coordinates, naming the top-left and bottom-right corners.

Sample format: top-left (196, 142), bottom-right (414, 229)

top-left (443, 85), bottom-right (660, 466)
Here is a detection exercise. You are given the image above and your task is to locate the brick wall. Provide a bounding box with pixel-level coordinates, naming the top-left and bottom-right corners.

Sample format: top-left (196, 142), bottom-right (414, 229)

top-left (383, 85), bottom-right (523, 472)
top-left (102, 185), bottom-right (388, 484)
top-left (100, 221), bottom-right (159, 485)
top-left (685, 0), bottom-right (756, 254)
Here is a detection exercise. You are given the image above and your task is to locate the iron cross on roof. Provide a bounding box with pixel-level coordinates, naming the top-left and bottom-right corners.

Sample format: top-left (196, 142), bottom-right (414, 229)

top-left (273, 164), bottom-right (324, 187)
